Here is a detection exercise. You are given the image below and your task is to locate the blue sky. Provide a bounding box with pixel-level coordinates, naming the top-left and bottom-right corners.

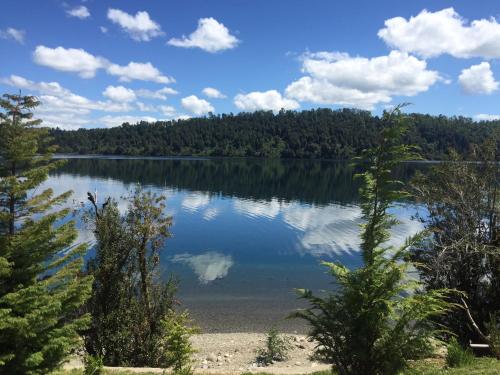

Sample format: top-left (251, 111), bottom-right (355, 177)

top-left (1, 0), bottom-right (500, 129)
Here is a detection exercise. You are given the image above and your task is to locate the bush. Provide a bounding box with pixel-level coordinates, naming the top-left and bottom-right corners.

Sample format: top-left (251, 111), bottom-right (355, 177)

top-left (293, 106), bottom-right (453, 375)
top-left (446, 338), bottom-right (474, 368)
top-left (162, 310), bottom-right (199, 374)
top-left (84, 189), bottom-right (178, 367)
top-left (83, 354), bottom-right (103, 375)
top-left (256, 327), bottom-right (292, 365)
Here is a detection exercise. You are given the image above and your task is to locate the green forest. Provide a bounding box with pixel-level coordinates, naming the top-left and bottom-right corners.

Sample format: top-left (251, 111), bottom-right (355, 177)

top-left (50, 108), bottom-right (498, 159)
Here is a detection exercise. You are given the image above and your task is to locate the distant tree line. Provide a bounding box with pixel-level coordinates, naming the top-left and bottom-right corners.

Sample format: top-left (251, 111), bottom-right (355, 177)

top-left (49, 108), bottom-right (498, 159)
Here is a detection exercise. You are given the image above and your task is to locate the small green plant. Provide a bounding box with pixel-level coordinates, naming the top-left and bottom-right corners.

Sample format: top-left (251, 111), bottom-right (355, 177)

top-left (162, 309), bottom-right (199, 374)
top-left (446, 338), bottom-right (474, 368)
top-left (83, 353), bottom-right (104, 375)
top-left (256, 327), bottom-right (292, 365)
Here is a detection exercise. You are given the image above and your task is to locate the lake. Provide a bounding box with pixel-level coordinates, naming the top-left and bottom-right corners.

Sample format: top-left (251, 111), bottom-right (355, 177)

top-left (44, 156), bottom-right (427, 333)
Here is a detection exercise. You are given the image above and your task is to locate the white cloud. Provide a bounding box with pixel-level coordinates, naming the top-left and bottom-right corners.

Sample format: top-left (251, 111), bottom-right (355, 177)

top-left (99, 115), bottom-right (158, 128)
top-left (458, 62), bottom-right (499, 95)
top-left (1, 74), bottom-right (135, 129)
top-left (0, 27), bottom-right (25, 44)
top-left (33, 46), bottom-right (173, 84)
top-left (100, 26), bottom-right (108, 34)
top-left (136, 87), bottom-right (178, 100)
top-left (378, 8), bottom-right (500, 59)
top-left (33, 46), bottom-right (107, 78)
top-left (103, 85), bottom-right (137, 102)
top-left (159, 105), bottom-right (177, 117)
top-left (474, 114), bottom-right (500, 121)
top-left (107, 61), bottom-right (173, 83)
top-left (202, 87), bottom-right (226, 98)
top-left (171, 252), bottom-right (234, 284)
top-left (168, 17), bottom-right (239, 52)
top-left (234, 90), bottom-right (300, 112)
top-left (67, 5), bottom-right (90, 19)
top-left (136, 102), bottom-right (156, 112)
top-left (181, 95), bottom-right (214, 115)
top-left (107, 8), bottom-right (163, 41)
top-left (285, 50), bottom-right (440, 110)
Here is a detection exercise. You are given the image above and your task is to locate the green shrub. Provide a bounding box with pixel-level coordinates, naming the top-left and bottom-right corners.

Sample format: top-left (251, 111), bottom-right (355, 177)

top-left (162, 310), bottom-right (199, 374)
top-left (293, 106), bottom-right (453, 375)
top-left (83, 354), bottom-right (103, 375)
top-left (446, 338), bottom-right (474, 368)
top-left (486, 313), bottom-right (500, 358)
top-left (256, 327), bottom-right (292, 365)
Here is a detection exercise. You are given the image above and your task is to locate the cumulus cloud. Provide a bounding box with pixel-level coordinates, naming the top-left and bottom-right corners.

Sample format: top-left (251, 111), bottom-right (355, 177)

top-left (172, 251), bottom-right (234, 284)
top-left (458, 62), bottom-right (498, 95)
top-left (107, 61), bottom-right (173, 83)
top-left (103, 85), bottom-right (137, 102)
top-left (168, 17), bottom-right (239, 52)
top-left (474, 114), bottom-right (500, 122)
top-left (285, 50), bottom-right (440, 110)
top-left (136, 87), bottom-right (178, 100)
top-left (107, 8), bottom-right (163, 41)
top-left (0, 27), bottom-right (25, 44)
top-left (67, 5), bottom-right (90, 19)
top-left (159, 105), bottom-right (177, 117)
top-left (181, 95), bottom-right (214, 115)
top-left (234, 90), bottom-right (299, 112)
top-left (33, 46), bottom-right (107, 78)
top-left (378, 8), bottom-right (500, 59)
top-left (202, 87), bottom-right (226, 99)
top-left (99, 115), bottom-right (158, 128)
top-left (33, 46), bottom-right (173, 84)
top-left (1, 74), bottom-right (135, 129)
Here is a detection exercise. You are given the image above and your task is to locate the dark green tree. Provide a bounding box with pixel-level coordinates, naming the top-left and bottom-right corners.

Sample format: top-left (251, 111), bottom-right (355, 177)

top-left (49, 108), bottom-right (497, 160)
top-left (293, 106), bottom-right (453, 375)
top-left (84, 188), bottom-right (177, 367)
top-left (411, 140), bottom-right (500, 349)
top-left (0, 93), bottom-right (92, 374)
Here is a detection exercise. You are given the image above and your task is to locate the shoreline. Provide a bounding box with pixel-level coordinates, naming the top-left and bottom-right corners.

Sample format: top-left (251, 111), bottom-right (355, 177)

top-left (181, 296), bottom-right (311, 334)
top-left (64, 332), bottom-right (331, 374)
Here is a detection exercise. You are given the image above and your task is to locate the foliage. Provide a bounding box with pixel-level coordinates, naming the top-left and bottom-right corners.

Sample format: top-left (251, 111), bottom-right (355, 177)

top-left (162, 310), bottom-right (199, 374)
top-left (256, 327), bottom-right (292, 365)
top-left (293, 105), bottom-right (453, 375)
top-left (49, 108), bottom-right (497, 160)
top-left (446, 338), bottom-right (474, 368)
top-left (411, 141), bottom-right (500, 347)
top-left (405, 357), bottom-right (500, 375)
top-left (84, 188), bottom-right (178, 367)
top-left (83, 354), bottom-right (103, 375)
top-left (485, 313), bottom-right (500, 358)
top-left (0, 93), bottom-right (92, 374)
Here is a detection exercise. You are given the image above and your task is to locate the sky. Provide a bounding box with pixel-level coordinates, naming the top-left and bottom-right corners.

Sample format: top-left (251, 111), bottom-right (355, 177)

top-left (1, 0), bottom-right (500, 129)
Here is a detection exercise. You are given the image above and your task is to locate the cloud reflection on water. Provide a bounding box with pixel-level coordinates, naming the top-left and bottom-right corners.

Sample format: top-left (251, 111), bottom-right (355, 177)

top-left (232, 196), bottom-right (424, 257)
top-left (171, 251), bottom-right (234, 284)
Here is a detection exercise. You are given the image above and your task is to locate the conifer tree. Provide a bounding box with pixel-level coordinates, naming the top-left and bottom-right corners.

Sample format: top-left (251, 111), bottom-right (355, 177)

top-left (0, 93), bottom-right (92, 374)
top-left (293, 105), bottom-right (453, 375)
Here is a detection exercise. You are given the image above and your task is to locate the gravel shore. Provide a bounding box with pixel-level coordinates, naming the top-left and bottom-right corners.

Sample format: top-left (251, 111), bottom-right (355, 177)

top-left (64, 332), bottom-right (330, 374)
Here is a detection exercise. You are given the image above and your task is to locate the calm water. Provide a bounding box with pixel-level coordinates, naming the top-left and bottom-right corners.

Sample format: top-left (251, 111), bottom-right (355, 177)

top-left (44, 157), bottom-right (427, 332)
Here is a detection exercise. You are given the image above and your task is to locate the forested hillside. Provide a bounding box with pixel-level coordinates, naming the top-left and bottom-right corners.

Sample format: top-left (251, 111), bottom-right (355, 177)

top-left (50, 108), bottom-right (498, 159)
